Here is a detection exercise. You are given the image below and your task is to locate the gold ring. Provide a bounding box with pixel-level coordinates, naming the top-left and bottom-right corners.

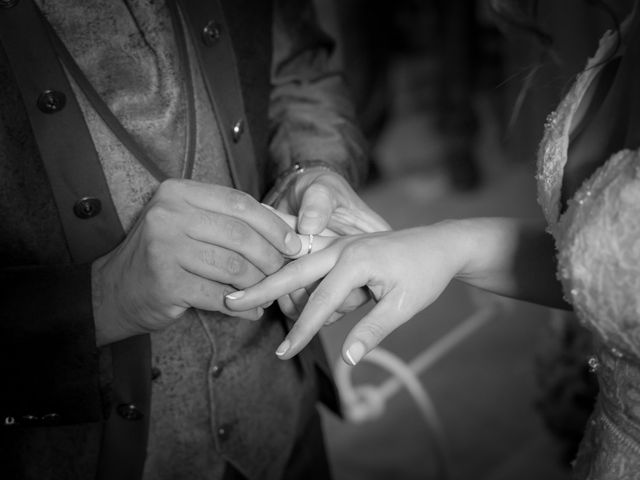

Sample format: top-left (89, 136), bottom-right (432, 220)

top-left (307, 234), bottom-right (314, 255)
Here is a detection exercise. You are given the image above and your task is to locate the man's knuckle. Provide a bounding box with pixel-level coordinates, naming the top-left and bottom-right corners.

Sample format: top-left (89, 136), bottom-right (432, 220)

top-left (226, 254), bottom-right (247, 276)
top-left (195, 210), bottom-right (216, 229)
top-left (156, 178), bottom-right (185, 198)
top-left (226, 219), bottom-right (249, 243)
top-left (225, 189), bottom-right (254, 213)
top-left (145, 205), bottom-right (172, 233)
top-left (199, 248), bottom-right (218, 268)
top-left (145, 238), bottom-right (165, 265)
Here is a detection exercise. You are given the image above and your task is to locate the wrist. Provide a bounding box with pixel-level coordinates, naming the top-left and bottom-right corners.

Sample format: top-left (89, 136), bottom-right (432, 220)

top-left (429, 219), bottom-right (482, 279)
top-left (91, 257), bottom-right (138, 346)
top-left (263, 160), bottom-right (347, 207)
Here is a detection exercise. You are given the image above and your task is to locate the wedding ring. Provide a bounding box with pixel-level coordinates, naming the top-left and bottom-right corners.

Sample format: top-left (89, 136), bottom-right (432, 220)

top-left (307, 234), bottom-right (314, 255)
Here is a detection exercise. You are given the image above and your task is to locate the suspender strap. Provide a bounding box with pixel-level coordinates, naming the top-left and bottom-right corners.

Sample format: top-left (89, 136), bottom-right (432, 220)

top-left (178, 0), bottom-right (261, 198)
top-left (43, 0), bottom-right (199, 183)
top-left (0, 4), bottom-right (151, 479)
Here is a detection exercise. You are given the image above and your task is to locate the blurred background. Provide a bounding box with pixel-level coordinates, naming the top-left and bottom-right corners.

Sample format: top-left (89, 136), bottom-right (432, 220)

top-left (307, 1), bottom-right (633, 479)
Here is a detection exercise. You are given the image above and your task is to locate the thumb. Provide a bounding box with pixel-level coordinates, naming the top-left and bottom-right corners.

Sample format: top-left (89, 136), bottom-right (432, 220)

top-left (297, 182), bottom-right (334, 235)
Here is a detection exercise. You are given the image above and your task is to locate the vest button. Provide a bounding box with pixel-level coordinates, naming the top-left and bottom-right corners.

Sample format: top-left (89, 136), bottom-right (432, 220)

top-left (41, 412), bottom-right (61, 425)
top-left (37, 90), bottom-right (66, 114)
top-left (231, 119), bottom-right (244, 143)
top-left (20, 414), bottom-right (39, 425)
top-left (116, 403), bottom-right (144, 421)
top-left (211, 364), bottom-right (223, 378)
top-left (201, 20), bottom-right (222, 46)
top-left (217, 424), bottom-right (231, 441)
top-left (0, 0), bottom-right (19, 8)
top-left (73, 197), bottom-right (102, 219)
top-left (151, 366), bottom-right (162, 381)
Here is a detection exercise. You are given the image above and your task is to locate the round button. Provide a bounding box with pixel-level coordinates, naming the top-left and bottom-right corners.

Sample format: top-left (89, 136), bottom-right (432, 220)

top-left (231, 119), bottom-right (244, 143)
top-left (201, 20), bottom-right (222, 46)
top-left (0, 0), bottom-right (19, 8)
top-left (20, 414), bottom-right (39, 425)
top-left (211, 364), bottom-right (223, 378)
top-left (116, 403), bottom-right (144, 421)
top-left (37, 90), bottom-right (66, 114)
top-left (151, 366), bottom-right (162, 381)
top-left (73, 197), bottom-right (102, 219)
top-left (41, 413), bottom-right (61, 425)
top-left (217, 424), bottom-right (231, 441)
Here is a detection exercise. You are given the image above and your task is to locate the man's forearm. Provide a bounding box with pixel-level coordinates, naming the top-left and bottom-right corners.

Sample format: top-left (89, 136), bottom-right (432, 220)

top-left (268, 0), bottom-right (368, 188)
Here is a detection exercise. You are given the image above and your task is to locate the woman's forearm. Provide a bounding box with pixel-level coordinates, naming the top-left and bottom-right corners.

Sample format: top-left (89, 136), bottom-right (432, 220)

top-left (449, 217), bottom-right (570, 309)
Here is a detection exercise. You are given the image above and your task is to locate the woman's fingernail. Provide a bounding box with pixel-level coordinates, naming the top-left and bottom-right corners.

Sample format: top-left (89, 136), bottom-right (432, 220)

top-left (261, 202), bottom-right (275, 210)
top-left (276, 340), bottom-right (290, 357)
top-left (284, 232), bottom-right (302, 255)
top-left (345, 341), bottom-right (366, 366)
top-left (261, 301), bottom-right (274, 309)
top-left (225, 291), bottom-right (245, 300)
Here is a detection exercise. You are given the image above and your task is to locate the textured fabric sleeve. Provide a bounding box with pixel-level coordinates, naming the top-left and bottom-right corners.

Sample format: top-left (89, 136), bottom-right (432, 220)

top-left (0, 263), bottom-right (106, 426)
top-left (268, 0), bottom-right (368, 188)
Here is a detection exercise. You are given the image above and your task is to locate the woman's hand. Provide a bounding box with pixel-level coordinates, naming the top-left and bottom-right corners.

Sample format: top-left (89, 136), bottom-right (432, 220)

top-left (226, 221), bottom-right (468, 366)
top-left (265, 203), bottom-right (375, 321)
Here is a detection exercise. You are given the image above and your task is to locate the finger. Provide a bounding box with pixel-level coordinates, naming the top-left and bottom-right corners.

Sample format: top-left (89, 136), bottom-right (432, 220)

top-left (275, 259), bottom-right (367, 359)
top-left (264, 204), bottom-right (339, 238)
top-left (261, 203), bottom-right (296, 229)
top-left (284, 234), bottom-right (338, 259)
top-left (330, 207), bottom-right (392, 234)
top-left (179, 182), bottom-right (301, 256)
top-left (179, 277), bottom-right (264, 320)
top-left (277, 295), bottom-right (299, 320)
top-left (225, 247), bottom-right (338, 309)
top-left (324, 311), bottom-right (344, 325)
top-left (341, 290), bottom-right (415, 366)
top-left (297, 182), bottom-right (335, 235)
top-left (184, 212), bottom-right (284, 275)
top-left (180, 245), bottom-right (266, 290)
top-left (336, 287), bottom-right (371, 314)
top-left (289, 288), bottom-right (310, 314)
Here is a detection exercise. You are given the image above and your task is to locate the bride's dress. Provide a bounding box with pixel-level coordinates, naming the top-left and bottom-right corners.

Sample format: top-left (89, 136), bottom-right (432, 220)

top-left (537, 17), bottom-right (640, 480)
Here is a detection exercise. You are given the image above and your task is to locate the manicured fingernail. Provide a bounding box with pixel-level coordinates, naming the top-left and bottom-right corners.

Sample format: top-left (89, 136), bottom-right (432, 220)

top-left (225, 291), bottom-right (245, 300)
top-left (261, 203), bottom-right (276, 210)
top-left (284, 232), bottom-right (302, 255)
top-left (345, 341), bottom-right (366, 366)
top-left (256, 307), bottom-right (264, 318)
top-left (276, 340), bottom-right (290, 357)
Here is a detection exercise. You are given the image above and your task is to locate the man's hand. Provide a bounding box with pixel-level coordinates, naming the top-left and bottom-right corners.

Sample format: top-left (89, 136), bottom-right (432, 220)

top-left (277, 168), bottom-right (390, 236)
top-left (273, 168), bottom-right (390, 320)
top-left (92, 179), bottom-right (302, 346)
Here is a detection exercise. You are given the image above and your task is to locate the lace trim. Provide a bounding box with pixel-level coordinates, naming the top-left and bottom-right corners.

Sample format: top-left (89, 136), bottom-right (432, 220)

top-left (536, 28), bottom-right (619, 233)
